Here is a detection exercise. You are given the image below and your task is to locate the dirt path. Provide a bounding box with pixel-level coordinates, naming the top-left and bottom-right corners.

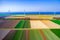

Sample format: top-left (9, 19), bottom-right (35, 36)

top-left (25, 30), bottom-right (29, 40)
top-left (39, 30), bottom-right (47, 40)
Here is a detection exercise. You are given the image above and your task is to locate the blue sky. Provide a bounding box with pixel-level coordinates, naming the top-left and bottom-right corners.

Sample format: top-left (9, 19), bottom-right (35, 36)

top-left (0, 0), bottom-right (60, 12)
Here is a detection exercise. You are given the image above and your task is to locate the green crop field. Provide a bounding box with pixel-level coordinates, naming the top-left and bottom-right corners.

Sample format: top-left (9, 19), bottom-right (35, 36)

top-left (51, 20), bottom-right (60, 25)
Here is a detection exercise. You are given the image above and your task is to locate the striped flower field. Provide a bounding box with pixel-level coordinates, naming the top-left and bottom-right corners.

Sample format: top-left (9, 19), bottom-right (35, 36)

top-left (0, 19), bottom-right (60, 29)
top-left (0, 16), bottom-right (60, 40)
top-left (0, 29), bottom-right (60, 40)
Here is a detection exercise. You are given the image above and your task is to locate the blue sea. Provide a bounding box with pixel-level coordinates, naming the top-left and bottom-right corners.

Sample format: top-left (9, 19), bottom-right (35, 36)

top-left (0, 12), bottom-right (60, 17)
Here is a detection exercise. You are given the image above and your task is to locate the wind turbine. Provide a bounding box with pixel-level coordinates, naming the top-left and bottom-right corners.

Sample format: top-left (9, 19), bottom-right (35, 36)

top-left (39, 9), bottom-right (40, 16)
top-left (8, 8), bottom-right (11, 16)
top-left (24, 9), bottom-right (26, 17)
top-left (54, 11), bottom-right (56, 17)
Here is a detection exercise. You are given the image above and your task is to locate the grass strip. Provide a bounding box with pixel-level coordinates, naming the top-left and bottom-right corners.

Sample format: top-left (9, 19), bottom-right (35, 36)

top-left (33, 30), bottom-right (43, 40)
top-left (29, 30), bottom-right (43, 40)
top-left (29, 30), bottom-right (37, 40)
top-left (12, 30), bottom-right (23, 40)
top-left (42, 29), bottom-right (60, 40)
top-left (51, 20), bottom-right (60, 25)
top-left (21, 30), bottom-right (26, 40)
top-left (15, 20), bottom-right (25, 28)
top-left (23, 20), bottom-right (30, 28)
top-left (50, 29), bottom-right (60, 38)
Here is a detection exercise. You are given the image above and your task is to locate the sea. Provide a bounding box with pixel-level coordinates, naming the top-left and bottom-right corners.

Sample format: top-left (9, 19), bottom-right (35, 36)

top-left (0, 12), bottom-right (60, 17)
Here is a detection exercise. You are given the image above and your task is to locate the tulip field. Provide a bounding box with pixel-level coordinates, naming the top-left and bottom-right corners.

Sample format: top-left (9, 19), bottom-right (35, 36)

top-left (0, 15), bottom-right (60, 40)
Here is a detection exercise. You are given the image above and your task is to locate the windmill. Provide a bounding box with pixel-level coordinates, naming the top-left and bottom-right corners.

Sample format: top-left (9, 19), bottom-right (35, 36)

top-left (24, 9), bottom-right (26, 17)
top-left (8, 9), bottom-right (10, 12)
top-left (39, 9), bottom-right (40, 15)
top-left (8, 8), bottom-right (11, 16)
top-left (54, 11), bottom-right (56, 16)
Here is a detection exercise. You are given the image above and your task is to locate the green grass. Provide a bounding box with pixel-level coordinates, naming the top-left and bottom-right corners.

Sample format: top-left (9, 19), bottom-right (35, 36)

top-left (15, 20), bottom-right (25, 28)
top-left (12, 30), bottom-right (25, 40)
top-left (30, 30), bottom-right (43, 40)
top-left (51, 20), bottom-right (60, 25)
top-left (3, 29), bottom-right (60, 40)
top-left (42, 29), bottom-right (60, 40)
top-left (30, 30), bottom-right (36, 40)
top-left (50, 29), bottom-right (60, 38)
top-left (21, 30), bottom-right (26, 40)
top-left (23, 20), bottom-right (30, 28)
top-left (15, 20), bottom-right (30, 28)
top-left (50, 20), bottom-right (60, 38)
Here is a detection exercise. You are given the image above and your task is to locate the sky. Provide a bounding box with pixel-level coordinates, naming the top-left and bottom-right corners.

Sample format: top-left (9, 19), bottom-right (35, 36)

top-left (0, 0), bottom-right (60, 12)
